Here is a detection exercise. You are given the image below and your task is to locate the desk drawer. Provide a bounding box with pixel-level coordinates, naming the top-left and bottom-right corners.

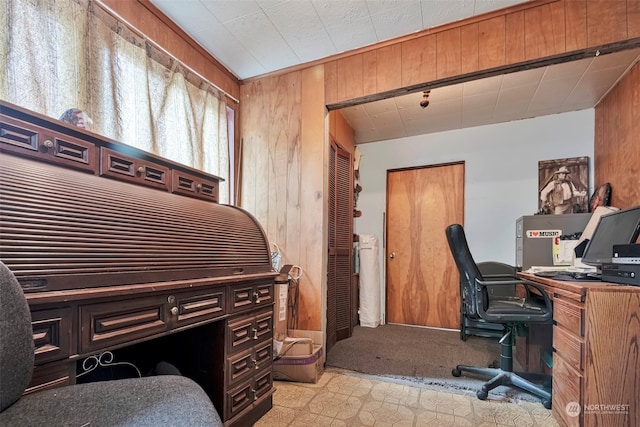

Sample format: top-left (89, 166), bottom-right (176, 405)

top-left (25, 360), bottom-right (75, 395)
top-left (175, 289), bottom-right (225, 326)
top-left (553, 297), bottom-right (584, 338)
top-left (80, 296), bottom-right (169, 353)
top-left (226, 341), bottom-right (273, 386)
top-left (31, 307), bottom-right (73, 365)
top-left (226, 309), bottom-right (273, 354)
top-left (229, 283), bottom-right (274, 314)
top-left (225, 368), bottom-right (273, 420)
top-left (553, 325), bottom-right (584, 372)
top-left (553, 353), bottom-right (583, 427)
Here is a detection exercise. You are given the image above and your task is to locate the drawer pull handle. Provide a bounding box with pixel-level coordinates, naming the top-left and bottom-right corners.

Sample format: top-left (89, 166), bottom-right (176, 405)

top-left (252, 328), bottom-right (258, 340)
top-left (170, 306), bottom-right (178, 316)
top-left (253, 292), bottom-right (260, 303)
top-left (43, 139), bottom-right (54, 149)
top-left (251, 388), bottom-right (257, 401)
top-left (137, 166), bottom-right (145, 174)
top-left (252, 358), bottom-right (259, 369)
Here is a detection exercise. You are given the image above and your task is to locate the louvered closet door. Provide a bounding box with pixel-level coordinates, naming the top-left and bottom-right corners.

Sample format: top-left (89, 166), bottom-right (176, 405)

top-left (327, 141), bottom-right (353, 354)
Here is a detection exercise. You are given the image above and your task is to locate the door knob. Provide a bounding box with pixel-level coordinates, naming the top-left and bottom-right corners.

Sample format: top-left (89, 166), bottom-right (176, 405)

top-left (389, 252), bottom-right (396, 259)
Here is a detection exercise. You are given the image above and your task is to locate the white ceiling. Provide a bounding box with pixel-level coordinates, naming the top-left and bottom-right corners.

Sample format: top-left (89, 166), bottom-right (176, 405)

top-left (150, 0), bottom-right (640, 144)
top-left (150, 0), bottom-right (531, 80)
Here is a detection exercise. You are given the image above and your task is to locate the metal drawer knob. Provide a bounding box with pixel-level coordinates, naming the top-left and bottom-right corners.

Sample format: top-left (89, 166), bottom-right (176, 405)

top-left (252, 358), bottom-right (259, 369)
top-left (43, 140), bottom-right (54, 148)
top-left (253, 291), bottom-right (260, 303)
top-left (170, 306), bottom-right (178, 315)
top-left (252, 327), bottom-right (258, 340)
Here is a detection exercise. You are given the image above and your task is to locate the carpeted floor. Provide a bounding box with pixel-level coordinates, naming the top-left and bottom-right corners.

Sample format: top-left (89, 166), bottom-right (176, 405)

top-left (326, 324), bottom-right (543, 403)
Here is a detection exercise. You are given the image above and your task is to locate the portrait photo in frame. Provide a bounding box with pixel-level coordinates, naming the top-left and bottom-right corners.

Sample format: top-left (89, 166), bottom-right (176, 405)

top-left (538, 156), bottom-right (589, 215)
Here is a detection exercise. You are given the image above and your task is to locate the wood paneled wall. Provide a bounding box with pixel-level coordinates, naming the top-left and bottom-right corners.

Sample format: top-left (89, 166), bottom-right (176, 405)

top-left (324, 0), bottom-right (640, 107)
top-left (329, 110), bottom-right (356, 154)
top-left (240, 66), bottom-right (326, 331)
top-left (594, 60), bottom-right (640, 209)
top-left (240, 0), bottom-right (640, 333)
top-left (107, 0), bottom-right (640, 335)
top-left (100, 0), bottom-right (240, 101)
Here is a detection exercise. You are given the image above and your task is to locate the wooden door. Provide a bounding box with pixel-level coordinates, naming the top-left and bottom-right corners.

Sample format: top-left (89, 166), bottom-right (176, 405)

top-left (386, 163), bottom-right (464, 329)
top-left (326, 141), bottom-right (353, 353)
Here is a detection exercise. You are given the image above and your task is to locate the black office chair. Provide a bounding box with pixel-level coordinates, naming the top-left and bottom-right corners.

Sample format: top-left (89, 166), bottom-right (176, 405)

top-left (460, 261), bottom-right (518, 341)
top-left (445, 224), bottom-right (553, 409)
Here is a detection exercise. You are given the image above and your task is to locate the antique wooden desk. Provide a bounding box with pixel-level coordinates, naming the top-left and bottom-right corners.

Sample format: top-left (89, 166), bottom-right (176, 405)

top-left (0, 101), bottom-right (277, 426)
top-left (519, 273), bottom-right (639, 427)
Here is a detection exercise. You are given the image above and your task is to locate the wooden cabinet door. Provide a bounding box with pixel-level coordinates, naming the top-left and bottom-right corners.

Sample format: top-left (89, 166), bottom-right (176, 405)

top-left (327, 141), bottom-right (353, 353)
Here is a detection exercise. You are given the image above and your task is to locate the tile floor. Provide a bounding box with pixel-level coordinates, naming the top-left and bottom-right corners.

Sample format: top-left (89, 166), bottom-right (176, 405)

top-left (255, 367), bottom-right (560, 427)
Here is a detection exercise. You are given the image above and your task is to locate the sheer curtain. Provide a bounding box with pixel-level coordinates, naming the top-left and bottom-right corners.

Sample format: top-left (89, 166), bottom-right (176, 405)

top-left (0, 0), bottom-right (230, 202)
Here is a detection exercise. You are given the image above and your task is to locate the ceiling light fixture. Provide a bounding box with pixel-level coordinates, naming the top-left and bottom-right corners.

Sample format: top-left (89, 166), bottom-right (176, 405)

top-left (420, 90), bottom-right (431, 109)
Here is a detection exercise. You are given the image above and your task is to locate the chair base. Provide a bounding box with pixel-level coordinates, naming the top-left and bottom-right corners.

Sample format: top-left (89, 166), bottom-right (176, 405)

top-left (452, 364), bottom-right (552, 409)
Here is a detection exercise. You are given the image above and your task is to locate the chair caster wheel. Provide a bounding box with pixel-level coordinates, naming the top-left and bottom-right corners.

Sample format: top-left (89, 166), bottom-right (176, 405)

top-left (542, 399), bottom-right (552, 409)
top-left (476, 389), bottom-right (488, 400)
top-left (452, 368), bottom-right (461, 377)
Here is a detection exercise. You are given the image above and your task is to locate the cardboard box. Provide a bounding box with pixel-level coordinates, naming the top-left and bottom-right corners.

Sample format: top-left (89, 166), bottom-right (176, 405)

top-left (280, 337), bottom-right (313, 356)
top-left (272, 336), bottom-right (313, 358)
top-left (273, 345), bottom-right (324, 383)
top-left (289, 329), bottom-right (323, 346)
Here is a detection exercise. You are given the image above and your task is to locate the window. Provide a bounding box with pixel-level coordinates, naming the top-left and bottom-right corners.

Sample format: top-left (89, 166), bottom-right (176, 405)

top-left (0, 0), bottom-right (230, 203)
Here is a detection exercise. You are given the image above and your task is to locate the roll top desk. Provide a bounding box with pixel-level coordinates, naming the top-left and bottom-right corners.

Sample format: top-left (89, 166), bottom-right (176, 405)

top-left (0, 100), bottom-right (277, 426)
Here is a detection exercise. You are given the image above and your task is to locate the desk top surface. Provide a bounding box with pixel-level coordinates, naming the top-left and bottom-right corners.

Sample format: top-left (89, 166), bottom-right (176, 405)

top-left (518, 272), bottom-right (640, 296)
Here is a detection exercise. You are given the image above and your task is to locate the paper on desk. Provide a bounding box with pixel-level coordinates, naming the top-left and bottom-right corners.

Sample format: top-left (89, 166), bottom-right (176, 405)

top-left (553, 238), bottom-right (579, 266)
top-left (528, 265), bottom-right (572, 273)
top-left (527, 265), bottom-right (596, 274)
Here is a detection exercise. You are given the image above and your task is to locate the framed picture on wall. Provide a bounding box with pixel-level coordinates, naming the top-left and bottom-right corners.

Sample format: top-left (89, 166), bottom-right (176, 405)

top-left (538, 156), bottom-right (589, 215)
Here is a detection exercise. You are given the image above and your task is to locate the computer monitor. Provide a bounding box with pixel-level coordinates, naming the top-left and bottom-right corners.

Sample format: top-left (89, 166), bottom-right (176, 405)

top-left (581, 205), bottom-right (640, 270)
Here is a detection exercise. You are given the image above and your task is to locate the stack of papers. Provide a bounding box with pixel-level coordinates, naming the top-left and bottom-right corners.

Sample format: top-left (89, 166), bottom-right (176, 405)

top-left (527, 265), bottom-right (597, 274)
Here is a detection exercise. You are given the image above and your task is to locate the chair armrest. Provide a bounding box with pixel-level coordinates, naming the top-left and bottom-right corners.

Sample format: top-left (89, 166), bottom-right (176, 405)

top-left (476, 278), bottom-right (527, 295)
top-left (481, 274), bottom-right (518, 280)
top-left (476, 278), bottom-right (521, 287)
top-left (476, 278), bottom-right (553, 315)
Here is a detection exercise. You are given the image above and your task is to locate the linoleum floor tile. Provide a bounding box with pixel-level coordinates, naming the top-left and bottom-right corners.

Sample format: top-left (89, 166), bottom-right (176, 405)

top-left (257, 367), bottom-right (559, 427)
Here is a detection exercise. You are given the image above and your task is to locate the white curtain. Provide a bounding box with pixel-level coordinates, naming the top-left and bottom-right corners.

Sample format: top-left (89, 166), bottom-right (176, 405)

top-left (0, 0), bottom-right (230, 202)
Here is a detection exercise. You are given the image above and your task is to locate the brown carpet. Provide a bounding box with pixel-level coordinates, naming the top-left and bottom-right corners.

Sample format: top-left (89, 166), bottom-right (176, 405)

top-left (326, 324), bottom-right (542, 403)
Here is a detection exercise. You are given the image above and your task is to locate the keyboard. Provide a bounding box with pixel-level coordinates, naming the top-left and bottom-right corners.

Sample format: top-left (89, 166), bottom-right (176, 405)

top-left (534, 270), bottom-right (602, 281)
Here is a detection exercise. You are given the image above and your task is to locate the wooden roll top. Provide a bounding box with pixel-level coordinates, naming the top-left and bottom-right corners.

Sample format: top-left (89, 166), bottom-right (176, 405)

top-left (0, 101), bottom-right (272, 292)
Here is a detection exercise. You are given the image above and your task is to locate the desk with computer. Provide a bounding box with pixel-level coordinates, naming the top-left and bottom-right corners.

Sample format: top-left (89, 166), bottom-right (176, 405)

top-left (519, 205), bottom-right (640, 426)
top-left (530, 205), bottom-right (640, 286)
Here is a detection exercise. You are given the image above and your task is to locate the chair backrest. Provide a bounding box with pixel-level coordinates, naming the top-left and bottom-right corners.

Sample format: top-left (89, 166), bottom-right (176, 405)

top-left (445, 224), bottom-right (486, 318)
top-left (0, 262), bottom-right (35, 412)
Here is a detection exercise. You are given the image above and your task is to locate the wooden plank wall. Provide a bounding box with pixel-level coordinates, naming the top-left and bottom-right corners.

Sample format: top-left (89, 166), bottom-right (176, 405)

top-left (594, 60), bottom-right (640, 209)
top-left (325, 0), bottom-right (640, 106)
top-left (240, 66), bottom-right (326, 331)
top-left (329, 111), bottom-right (356, 155)
top-left (105, 0), bottom-right (640, 334)
top-left (241, 0), bottom-right (640, 333)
